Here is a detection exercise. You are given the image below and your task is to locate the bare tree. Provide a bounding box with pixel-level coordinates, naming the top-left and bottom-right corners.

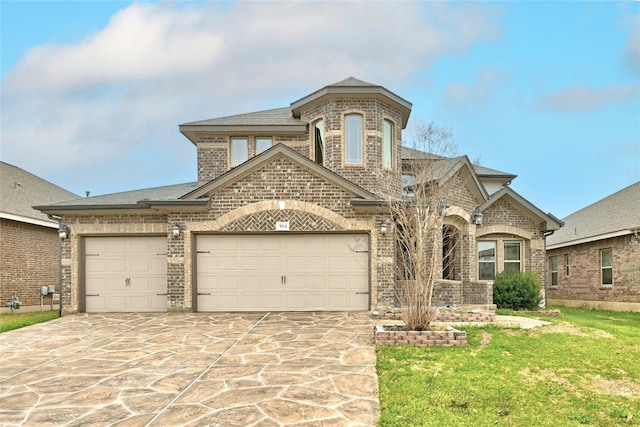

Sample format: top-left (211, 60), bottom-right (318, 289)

top-left (379, 122), bottom-right (460, 331)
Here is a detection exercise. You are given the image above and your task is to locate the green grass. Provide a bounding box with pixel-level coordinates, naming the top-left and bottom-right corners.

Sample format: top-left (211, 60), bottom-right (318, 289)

top-left (0, 310), bottom-right (60, 333)
top-left (377, 307), bottom-right (640, 426)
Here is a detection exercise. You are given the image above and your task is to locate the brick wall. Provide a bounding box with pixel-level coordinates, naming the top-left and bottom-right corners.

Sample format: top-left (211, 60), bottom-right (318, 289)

top-left (547, 235), bottom-right (640, 303)
top-left (0, 219), bottom-right (60, 308)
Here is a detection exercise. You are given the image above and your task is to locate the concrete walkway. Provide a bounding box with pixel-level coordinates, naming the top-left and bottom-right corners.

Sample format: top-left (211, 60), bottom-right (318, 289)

top-left (0, 312), bottom-right (378, 427)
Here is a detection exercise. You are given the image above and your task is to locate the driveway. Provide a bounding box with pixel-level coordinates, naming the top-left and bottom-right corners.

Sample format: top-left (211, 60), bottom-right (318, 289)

top-left (0, 312), bottom-right (378, 426)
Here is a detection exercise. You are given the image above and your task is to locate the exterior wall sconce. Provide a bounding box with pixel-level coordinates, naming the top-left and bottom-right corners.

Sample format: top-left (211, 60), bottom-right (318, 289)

top-left (472, 209), bottom-right (484, 226)
top-left (58, 224), bottom-right (71, 240)
top-left (438, 200), bottom-right (450, 217)
top-left (171, 223), bottom-right (182, 238)
top-left (380, 220), bottom-right (387, 235)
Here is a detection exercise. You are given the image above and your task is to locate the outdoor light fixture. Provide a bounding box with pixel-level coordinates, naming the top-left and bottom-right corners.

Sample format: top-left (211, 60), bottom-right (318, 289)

top-left (171, 223), bottom-right (182, 238)
top-left (472, 209), bottom-right (484, 226)
top-left (58, 224), bottom-right (70, 240)
top-left (438, 200), bottom-right (450, 217)
top-left (380, 220), bottom-right (387, 235)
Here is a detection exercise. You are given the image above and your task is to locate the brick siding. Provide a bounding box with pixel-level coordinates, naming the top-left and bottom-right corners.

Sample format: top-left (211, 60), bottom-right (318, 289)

top-left (547, 235), bottom-right (640, 303)
top-left (0, 219), bottom-right (60, 309)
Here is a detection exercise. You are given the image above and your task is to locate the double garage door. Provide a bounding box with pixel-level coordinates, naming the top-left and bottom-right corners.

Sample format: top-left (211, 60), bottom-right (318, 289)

top-left (196, 234), bottom-right (370, 311)
top-left (84, 234), bottom-right (369, 312)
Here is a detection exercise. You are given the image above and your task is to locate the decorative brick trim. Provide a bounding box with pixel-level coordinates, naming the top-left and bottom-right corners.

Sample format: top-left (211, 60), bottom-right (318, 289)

top-left (375, 325), bottom-right (467, 347)
top-left (476, 224), bottom-right (533, 240)
top-left (372, 310), bottom-right (495, 323)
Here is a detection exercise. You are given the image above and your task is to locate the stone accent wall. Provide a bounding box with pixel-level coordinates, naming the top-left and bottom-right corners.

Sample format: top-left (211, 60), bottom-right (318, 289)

top-left (547, 235), bottom-right (640, 304)
top-left (0, 219), bottom-right (60, 310)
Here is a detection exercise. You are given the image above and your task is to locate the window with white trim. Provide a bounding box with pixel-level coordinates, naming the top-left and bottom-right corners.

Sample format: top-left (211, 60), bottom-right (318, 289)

top-left (345, 114), bottom-right (363, 164)
top-left (601, 248), bottom-right (613, 285)
top-left (478, 241), bottom-right (496, 280)
top-left (383, 120), bottom-right (393, 169)
top-left (503, 241), bottom-right (521, 273)
top-left (549, 256), bottom-right (558, 286)
top-left (256, 137), bottom-right (272, 155)
top-left (230, 137), bottom-right (248, 166)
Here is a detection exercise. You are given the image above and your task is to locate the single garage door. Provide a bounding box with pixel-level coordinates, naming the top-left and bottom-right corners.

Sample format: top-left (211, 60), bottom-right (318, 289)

top-left (196, 234), bottom-right (369, 311)
top-left (85, 236), bottom-right (168, 312)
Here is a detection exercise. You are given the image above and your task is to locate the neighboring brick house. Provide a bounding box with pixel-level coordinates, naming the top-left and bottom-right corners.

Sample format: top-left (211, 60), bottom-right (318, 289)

top-left (0, 162), bottom-right (79, 312)
top-left (35, 77), bottom-right (561, 314)
top-left (547, 182), bottom-right (640, 312)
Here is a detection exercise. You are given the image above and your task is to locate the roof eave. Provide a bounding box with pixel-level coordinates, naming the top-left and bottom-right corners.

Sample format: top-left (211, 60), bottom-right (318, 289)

top-left (180, 124), bottom-right (308, 145)
top-left (290, 86), bottom-right (412, 128)
top-left (547, 229), bottom-right (633, 250)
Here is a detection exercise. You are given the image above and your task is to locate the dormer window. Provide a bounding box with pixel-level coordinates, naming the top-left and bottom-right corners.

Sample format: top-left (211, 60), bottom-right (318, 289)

top-left (383, 120), bottom-right (393, 169)
top-left (345, 114), bottom-right (363, 165)
top-left (313, 119), bottom-right (324, 165)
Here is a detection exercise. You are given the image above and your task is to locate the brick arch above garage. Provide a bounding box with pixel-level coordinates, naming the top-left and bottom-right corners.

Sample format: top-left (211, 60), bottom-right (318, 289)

top-left (187, 200), bottom-right (372, 233)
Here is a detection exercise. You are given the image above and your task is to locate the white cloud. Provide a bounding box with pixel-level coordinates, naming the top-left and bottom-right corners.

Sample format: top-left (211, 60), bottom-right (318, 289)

top-left (442, 67), bottom-right (500, 112)
top-left (0, 1), bottom-right (499, 195)
top-left (537, 83), bottom-right (639, 112)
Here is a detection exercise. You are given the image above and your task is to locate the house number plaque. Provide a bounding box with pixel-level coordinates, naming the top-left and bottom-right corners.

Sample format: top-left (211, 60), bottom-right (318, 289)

top-left (275, 221), bottom-right (290, 231)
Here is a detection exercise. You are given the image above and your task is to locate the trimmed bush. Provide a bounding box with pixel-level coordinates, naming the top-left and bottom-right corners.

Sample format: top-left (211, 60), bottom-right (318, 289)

top-left (493, 270), bottom-right (543, 310)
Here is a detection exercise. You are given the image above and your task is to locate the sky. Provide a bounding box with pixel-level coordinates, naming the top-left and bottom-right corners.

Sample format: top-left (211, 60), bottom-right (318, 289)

top-left (1, 1), bottom-right (638, 219)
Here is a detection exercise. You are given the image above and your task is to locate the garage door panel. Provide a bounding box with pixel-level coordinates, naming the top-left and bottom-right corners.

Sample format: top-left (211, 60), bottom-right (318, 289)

top-left (85, 236), bottom-right (167, 313)
top-left (196, 234), bottom-right (369, 312)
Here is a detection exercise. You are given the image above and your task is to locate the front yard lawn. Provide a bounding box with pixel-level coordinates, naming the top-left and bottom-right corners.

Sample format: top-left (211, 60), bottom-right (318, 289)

top-left (377, 307), bottom-right (640, 426)
top-left (0, 310), bottom-right (59, 333)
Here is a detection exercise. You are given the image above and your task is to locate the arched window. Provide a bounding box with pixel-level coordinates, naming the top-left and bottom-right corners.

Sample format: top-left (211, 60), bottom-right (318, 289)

top-left (344, 114), bottom-right (363, 164)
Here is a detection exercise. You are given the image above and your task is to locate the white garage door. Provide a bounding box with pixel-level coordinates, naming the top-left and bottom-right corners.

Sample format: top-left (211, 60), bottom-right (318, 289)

top-left (196, 234), bottom-right (369, 311)
top-left (85, 236), bottom-right (167, 312)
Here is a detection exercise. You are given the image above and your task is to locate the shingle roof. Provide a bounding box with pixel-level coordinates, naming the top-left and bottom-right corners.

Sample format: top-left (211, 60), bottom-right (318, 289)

top-left (0, 161), bottom-right (79, 226)
top-left (180, 107), bottom-right (300, 127)
top-left (35, 182), bottom-right (199, 211)
top-left (547, 181), bottom-right (640, 249)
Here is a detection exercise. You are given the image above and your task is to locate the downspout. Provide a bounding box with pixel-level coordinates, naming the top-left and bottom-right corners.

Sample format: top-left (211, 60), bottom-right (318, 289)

top-left (542, 230), bottom-right (556, 309)
top-left (47, 214), bottom-right (63, 316)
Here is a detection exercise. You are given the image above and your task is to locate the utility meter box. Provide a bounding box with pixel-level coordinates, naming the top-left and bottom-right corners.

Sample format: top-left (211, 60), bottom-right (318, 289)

top-left (47, 285), bottom-right (55, 294)
top-left (41, 286), bottom-right (49, 296)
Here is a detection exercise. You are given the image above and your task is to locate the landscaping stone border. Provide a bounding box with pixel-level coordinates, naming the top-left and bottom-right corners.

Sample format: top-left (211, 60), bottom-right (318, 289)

top-left (375, 325), bottom-right (467, 347)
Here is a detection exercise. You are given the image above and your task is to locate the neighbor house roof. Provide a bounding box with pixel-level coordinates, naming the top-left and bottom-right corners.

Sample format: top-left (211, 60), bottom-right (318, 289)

top-left (547, 181), bottom-right (640, 249)
top-left (0, 161), bottom-right (79, 227)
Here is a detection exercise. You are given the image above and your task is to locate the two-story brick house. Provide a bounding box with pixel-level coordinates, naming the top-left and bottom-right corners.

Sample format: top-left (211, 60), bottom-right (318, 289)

top-left (36, 77), bottom-right (561, 314)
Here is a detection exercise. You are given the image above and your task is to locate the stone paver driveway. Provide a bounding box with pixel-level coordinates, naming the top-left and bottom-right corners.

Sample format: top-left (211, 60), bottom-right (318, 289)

top-left (0, 312), bottom-right (378, 426)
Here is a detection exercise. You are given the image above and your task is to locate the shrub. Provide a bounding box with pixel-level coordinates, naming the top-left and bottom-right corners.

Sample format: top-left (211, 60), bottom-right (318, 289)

top-left (493, 270), bottom-right (543, 310)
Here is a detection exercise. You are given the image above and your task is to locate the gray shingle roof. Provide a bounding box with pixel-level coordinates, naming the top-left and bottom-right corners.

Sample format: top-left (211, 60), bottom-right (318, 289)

top-left (35, 182), bottom-right (199, 210)
top-left (0, 162), bottom-right (80, 225)
top-left (180, 107), bottom-right (300, 127)
top-left (547, 181), bottom-right (640, 248)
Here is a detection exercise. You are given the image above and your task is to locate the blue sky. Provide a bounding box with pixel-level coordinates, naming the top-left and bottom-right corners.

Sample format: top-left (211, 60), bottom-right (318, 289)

top-left (1, 1), bottom-right (638, 218)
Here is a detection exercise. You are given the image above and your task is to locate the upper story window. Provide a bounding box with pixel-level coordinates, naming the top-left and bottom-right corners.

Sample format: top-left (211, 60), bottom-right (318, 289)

top-left (230, 137), bottom-right (248, 166)
top-left (313, 119), bottom-right (324, 165)
top-left (256, 137), bottom-right (272, 155)
top-left (383, 120), bottom-right (393, 169)
top-left (345, 114), bottom-right (363, 165)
